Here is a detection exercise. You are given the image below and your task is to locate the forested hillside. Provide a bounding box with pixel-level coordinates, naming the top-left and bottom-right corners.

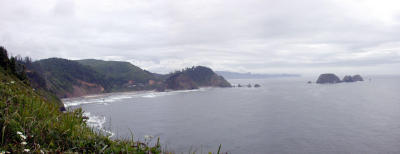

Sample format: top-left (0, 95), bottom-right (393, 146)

top-left (166, 66), bottom-right (231, 90)
top-left (76, 59), bottom-right (163, 91)
top-left (23, 58), bottom-right (232, 98)
top-left (25, 58), bottom-right (111, 98)
top-left (1, 50), bottom-right (233, 100)
top-left (0, 46), bottom-right (161, 153)
top-left (0, 47), bottom-right (64, 109)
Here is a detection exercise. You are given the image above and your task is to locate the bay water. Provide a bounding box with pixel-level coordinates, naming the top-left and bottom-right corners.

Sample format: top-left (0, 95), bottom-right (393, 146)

top-left (64, 76), bottom-right (400, 153)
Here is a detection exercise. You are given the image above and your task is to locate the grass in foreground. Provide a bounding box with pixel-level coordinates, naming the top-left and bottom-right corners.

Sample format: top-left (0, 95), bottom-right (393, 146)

top-left (0, 69), bottom-right (161, 153)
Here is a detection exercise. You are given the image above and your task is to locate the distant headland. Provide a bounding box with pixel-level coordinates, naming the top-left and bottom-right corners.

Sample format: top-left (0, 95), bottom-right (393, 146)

top-left (24, 58), bottom-right (231, 98)
top-left (216, 71), bottom-right (300, 79)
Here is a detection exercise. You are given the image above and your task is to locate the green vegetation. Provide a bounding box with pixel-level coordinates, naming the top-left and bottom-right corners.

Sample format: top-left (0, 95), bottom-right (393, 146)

top-left (23, 58), bottom-right (166, 98)
top-left (26, 58), bottom-right (111, 98)
top-left (0, 46), bottom-right (231, 153)
top-left (0, 47), bottom-right (161, 153)
top-left (21, 57), bottom-right (232, 98)
top-left (76, 59), bottom-right (162, 91)
top-left (166, 66), bottom-right (231, 90)
top-left (77, 59), bottom-right (156, 84)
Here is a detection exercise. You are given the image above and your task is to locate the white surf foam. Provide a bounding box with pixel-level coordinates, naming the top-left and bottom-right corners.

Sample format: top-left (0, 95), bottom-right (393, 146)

top-left (141, 93), bottom-right (157, 98)
top-left (83, 112), bottom-right (114, 137)
top-left (63, 88), bottom-right (210, 107)
top-left (63, 92), bottom-right (140, 107)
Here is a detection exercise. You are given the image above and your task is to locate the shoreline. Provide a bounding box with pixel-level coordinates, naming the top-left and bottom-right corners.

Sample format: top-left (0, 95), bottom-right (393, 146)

top-left (62, 87), bottom-right (213, 107)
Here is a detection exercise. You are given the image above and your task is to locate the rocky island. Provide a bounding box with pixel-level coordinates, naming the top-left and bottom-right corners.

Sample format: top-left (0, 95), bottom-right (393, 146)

top-left (352, 75), bottom-right (364, 81)
top-left (316, 73), bottom-right (341, 84)
top-left (316, 73), bottom-right (364, 84)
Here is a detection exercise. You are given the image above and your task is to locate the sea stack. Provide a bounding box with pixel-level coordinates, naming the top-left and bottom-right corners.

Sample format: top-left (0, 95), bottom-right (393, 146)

top-left (342, 75), bottom-right (364, 82)
top-left (352, 75), bottom-right (364, 82)
top-left (342, 75), bottom-right (354, 82)
top-left (316, 73), bottom-right (341, 84)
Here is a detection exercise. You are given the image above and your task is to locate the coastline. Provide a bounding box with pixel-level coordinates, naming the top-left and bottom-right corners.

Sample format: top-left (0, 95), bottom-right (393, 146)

top-left (62, 87), bottom-right (212, 107)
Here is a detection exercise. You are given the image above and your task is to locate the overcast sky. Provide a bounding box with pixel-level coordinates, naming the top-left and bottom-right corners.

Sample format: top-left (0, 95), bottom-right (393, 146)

top-left (1, 0), bottom-right (400, 75)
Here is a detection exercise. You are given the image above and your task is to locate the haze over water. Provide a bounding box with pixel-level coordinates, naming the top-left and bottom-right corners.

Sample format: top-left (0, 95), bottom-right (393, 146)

top-left (64, 76), bottom-right (400, 153)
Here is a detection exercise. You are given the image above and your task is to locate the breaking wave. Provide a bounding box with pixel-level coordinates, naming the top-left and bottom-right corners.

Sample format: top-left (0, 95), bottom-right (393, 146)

top-left (83, 112), bottom-right (114, 137)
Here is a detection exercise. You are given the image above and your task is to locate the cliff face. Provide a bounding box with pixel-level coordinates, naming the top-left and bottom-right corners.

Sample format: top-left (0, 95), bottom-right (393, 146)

top-left (209, 74), bottom-right (232, 87)
top-left (165, 73), bottom-right (198, 90)
top-left (64, 80), bottom-right (105, 98)
top-left (165, 66), bottom-right (231, 90)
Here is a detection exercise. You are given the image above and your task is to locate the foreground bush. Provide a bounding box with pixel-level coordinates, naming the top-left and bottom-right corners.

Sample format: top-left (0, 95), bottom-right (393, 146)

top-left (0, 69), bottom-right (161, 153)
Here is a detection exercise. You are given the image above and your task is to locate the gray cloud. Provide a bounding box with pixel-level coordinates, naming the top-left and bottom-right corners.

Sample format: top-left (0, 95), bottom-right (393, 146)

top-left (1, 0), bottom-right (400, 75)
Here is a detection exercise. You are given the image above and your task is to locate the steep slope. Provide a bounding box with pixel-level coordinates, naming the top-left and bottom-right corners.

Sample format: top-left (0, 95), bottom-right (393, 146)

top-left (76, 59), bottom-right (162, 91)
top-left (0, 60), bottom-right (161, 153)
top-left (165, 73), bottom-right (198, 90)
top-left (27, 58), bottom-right (110, 98)
top-left (26, 59), bottom-right (230, 97)
top-left (166, 66), bottom-right (231, 90)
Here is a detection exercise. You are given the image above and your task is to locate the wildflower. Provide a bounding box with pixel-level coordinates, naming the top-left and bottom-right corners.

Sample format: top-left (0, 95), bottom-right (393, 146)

top-left (1, 151), bottom-right (5, 154)
top-left (40, 150), bottom-right (44, 154)
top-left (21, 141), bottom-right (27, 145)
top-left (23, 149), bottom-right (30, 152)
top-left (17, 131), bottom-right (23, 135)
top-left (10, 81), bottom-right (15, 84)
top-left (20, 134), bottom-right (27, 140)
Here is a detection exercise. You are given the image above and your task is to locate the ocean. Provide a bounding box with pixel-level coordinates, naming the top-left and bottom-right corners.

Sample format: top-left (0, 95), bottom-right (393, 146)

top-left (63, 76), bottom-right (400, 153)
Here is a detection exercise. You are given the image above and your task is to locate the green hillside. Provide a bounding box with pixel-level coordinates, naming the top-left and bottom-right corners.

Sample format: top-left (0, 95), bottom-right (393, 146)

top-left (26, 58), bottom-right (111, 98)
top-left (77, 59), bottom-right (156, 83)
top-left (166, 66), bottom-right (231, 90)
top-left (23, 58), bottom-right (231, 98)
top-left (0, 47), bottom-right (161, 153)
top-left (24, 58), bottom-right (165, 98)
top-left (76, 59), bottom-right (162, 91)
